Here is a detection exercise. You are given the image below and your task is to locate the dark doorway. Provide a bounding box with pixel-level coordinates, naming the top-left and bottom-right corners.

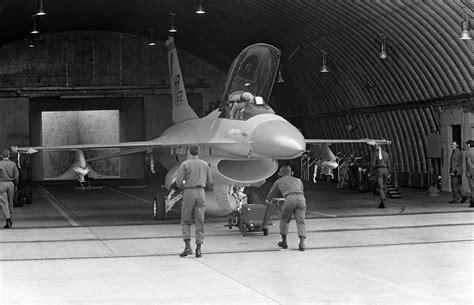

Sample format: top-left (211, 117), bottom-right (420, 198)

top-left (451, 125), bottom-right (461, 146)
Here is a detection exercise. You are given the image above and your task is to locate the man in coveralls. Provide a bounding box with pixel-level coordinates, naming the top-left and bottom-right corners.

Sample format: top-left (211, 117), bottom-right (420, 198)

top-left (0, 149), bottom-right (19, 229)
top-left (371, 144), bottom-right (391, 209)
top-left (175, 144), bottom-right (212, 258)
top-left (266, 165), bottom-right (307, 251)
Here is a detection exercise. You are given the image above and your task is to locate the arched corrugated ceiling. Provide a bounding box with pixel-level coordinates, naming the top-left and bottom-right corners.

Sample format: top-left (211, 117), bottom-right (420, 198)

top-left (0, 0), bottom-right (472, 173)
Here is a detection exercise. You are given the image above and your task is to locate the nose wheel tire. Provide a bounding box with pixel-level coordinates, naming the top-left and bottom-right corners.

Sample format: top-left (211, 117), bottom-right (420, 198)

top-left (13, 191), bottom-right (24, 207)
top-left (239, 223), bottom-right (247, 236)
top-left (358, 180), bottom-right (369, 193)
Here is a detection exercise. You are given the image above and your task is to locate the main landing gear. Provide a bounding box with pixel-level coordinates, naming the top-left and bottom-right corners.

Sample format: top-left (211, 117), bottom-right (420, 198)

top-left (14, 188), bottom-right (33, 207)
top-left (152, 197), bottom-right (165, 220)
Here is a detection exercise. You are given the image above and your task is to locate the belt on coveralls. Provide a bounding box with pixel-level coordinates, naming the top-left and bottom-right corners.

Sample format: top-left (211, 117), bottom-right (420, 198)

top-left (285, 192), bottom-right (303, 198)
top-left (185, 186), bottom-right (204, 189)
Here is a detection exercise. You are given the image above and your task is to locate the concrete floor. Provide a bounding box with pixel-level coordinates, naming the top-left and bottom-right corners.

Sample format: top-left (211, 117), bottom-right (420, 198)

top-left (0, 180), bottom-right (473, 304)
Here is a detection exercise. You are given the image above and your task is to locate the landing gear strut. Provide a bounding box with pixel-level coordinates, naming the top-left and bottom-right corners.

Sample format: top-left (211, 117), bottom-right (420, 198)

top-left (153, 185), bottom-right (183, 220)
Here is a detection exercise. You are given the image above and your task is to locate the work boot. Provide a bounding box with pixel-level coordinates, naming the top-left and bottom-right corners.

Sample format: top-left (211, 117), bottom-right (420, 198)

top-left (298, 236), bottom-right (306, 251)
top-left (179, 239), bottom-right (193, 257)
top-left (461, 196), bottom-right (468, 203)
top-left (4, 218), bottom-right (11, 229)
top-left (278, 234), bottom-right (288, 249)
top-left (195, 244), bottom-right (202, 258)
top-left (378, 200), bottom-right (385, 209)
top-left (469, 201), bottom-right (474, 208)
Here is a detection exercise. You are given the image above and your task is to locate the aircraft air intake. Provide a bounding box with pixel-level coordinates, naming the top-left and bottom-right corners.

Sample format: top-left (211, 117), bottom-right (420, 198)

top-left (250, 120), bottom-right (306, 159)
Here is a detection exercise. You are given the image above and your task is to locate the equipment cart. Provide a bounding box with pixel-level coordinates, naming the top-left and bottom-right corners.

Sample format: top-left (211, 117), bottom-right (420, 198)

top-left (227, 200), bottom-right (278, 237)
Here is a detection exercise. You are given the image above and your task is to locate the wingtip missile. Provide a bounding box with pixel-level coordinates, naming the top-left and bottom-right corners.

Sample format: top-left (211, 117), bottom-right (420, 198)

top-left (11, 146), bottom-right (38, 154)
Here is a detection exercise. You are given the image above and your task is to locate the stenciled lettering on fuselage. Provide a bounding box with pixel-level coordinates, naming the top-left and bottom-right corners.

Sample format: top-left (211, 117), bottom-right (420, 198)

top-left (228, 128), bottom-right (241, 135)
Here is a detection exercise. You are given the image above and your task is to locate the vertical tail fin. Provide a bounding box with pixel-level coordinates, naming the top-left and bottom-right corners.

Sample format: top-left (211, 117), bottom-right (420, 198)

top-left (166, 37), bottom-right (198, 124)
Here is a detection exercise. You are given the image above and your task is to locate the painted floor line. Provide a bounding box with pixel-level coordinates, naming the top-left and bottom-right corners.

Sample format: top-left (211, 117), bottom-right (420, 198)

top-left (1, 222), bottom-right (473, 244)
top-left (43, 189), bottom-right (80, 227)
top-left (0, 239), bottom-right (471, 262)
top-left (104, 186), bottom-right (153, 204)
top-left (308, 210), bottom-right (337, 217)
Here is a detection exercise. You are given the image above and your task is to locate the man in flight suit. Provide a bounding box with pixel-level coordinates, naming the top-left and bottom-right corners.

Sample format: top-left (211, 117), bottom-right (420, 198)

top-left (371, 144), bottom-right (391, 209)
top-left (175, 144), bottom-right (212, 258)
top-left (266, 165), bottom-right (307, 251)
top-left (0, 149), bottom-right (19, 229)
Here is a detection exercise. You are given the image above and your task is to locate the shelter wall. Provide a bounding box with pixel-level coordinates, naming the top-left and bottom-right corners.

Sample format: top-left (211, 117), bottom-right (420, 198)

top-left (0, 31), bottom-right (224, 181)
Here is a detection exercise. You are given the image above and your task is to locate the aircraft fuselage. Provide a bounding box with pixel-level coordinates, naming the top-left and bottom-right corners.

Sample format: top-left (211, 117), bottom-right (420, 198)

top-left (156, 110), bottom-right (306, 183)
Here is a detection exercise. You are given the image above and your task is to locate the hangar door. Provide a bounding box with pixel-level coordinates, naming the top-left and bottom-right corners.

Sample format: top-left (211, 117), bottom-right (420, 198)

top-left (28, 93), bottom-right (203, 181)
top-left (29, 97), bottom-right (145, 181)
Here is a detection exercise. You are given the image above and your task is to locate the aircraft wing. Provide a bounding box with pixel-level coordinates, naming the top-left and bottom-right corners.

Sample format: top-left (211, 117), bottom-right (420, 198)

top-left (305, 138), bottom-right (391, 146)
top-left (85, 147), bottom-right (152, 162)
top-left (305, 138), bottom-right (390, 169)
top-left (12, 138), bottom-right (238, 155)
top-left (13, 141), bottom-right (159, 154)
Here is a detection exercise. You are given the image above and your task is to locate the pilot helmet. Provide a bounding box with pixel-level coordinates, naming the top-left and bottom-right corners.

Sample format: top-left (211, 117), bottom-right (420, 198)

top-left (228, 91), bottom-right (244, 102)
top-left (240, 92), bottom-right (254, 102)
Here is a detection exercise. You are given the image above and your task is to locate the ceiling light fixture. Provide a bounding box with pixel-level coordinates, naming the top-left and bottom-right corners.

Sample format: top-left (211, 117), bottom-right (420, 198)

top-left (379, 33), bottom-right (388, 59)
top-left (320, 49), bottom-right (329, 73)
top-left (196, 0), bottom-right (205, 14)
top-left (31, 16), bottom-right (39, 34)
top-left (461, 11), bottom-right (472, 40)
top-left (27, 37), bottom-right (35, 48)
top-left (36, 0), bottom-right (46, 16)
top-left (148, 28), bottom-right (156, 46)
top-left (169, 13), bottom-right (177, 33)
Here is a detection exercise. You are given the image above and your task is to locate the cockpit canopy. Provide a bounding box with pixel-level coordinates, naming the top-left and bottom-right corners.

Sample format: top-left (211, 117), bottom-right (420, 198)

top-left (218, 43), bottom-right (280, 120)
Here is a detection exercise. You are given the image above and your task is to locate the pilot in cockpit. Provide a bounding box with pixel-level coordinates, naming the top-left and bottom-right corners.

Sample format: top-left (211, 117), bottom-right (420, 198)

top-left (225, 91), bottom-right (275, 120)
top-left (229, 91), bottom-right (254, 119)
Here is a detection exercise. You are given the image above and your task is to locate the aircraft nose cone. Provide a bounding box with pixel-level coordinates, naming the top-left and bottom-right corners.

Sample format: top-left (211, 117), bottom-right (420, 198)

top-left (250, 120), bottom-right (306, 159)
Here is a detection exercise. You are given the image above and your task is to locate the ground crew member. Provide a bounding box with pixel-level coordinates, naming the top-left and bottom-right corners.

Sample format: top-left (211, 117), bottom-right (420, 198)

top-left (449, 141), bottom-right (464, 204)
top-left (370, 144), bottom-right (391, 208)
top-left (0, 148), bottom-right (19, 229)
top-left (465, 140), bottom-right (474, 208)
top-left (174, 144), bottom-right (212, 258)
top-left (266, 165), bottom-right (307, 251)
